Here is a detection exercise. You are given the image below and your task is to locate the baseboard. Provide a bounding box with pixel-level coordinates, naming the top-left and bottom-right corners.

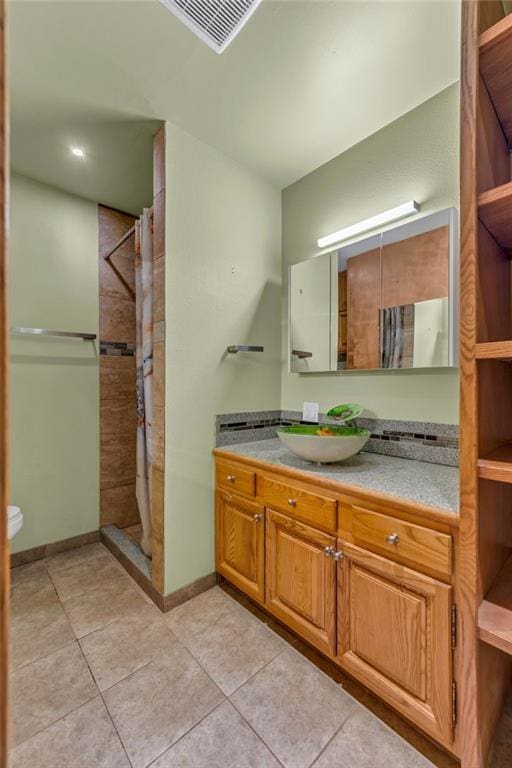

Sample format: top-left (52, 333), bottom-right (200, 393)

top-left (11, 528), bottom-right (217, 616)
top-left (10, 530), bottom-right (100, 567)
top-left (162, 572), bottom-right (218, 612)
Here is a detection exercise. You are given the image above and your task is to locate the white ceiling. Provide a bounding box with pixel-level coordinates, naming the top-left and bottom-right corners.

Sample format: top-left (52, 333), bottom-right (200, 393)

top-left (9, 0), bottom-right (460, 210)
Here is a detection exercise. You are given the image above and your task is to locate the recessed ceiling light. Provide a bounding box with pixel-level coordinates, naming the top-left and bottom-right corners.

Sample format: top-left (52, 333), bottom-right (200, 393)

top-left (71, 147), bottom-right (85, 158)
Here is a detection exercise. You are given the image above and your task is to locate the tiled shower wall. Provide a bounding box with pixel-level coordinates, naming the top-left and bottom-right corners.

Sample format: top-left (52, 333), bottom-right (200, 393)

top-left (99, 205), bottom-right (139, 528)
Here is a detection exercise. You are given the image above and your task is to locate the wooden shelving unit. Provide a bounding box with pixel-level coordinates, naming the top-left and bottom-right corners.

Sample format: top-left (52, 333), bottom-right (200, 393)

top-left (480, 13), bottom-right (512, 142)
top-left (478, 555), bottom-right (512, 655)
top-left (478, 443), bottom-right (512, 482)
top-left (479, 182), bottom-right (512, 250)
top-left (459, 2), bottom-right (512, 767)
top-left (475, 340), bottom-right (512, 360)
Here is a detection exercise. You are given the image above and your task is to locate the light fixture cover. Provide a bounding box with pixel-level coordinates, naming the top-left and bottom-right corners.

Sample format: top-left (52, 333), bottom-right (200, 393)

top-left (317, 200), bottom-right (420, 249)
top-left (159, 0), bottom-right (262, 53)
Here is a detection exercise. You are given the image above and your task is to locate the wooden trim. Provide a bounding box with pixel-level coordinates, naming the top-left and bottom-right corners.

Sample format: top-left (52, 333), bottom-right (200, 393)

top-left (213, 448), bottom-right (459, 527)
top-left (458, 2), bottom-right (481, 766)
top-left (151, 126), bottom-right (166, 595)
top-left (0, 1), bottom-right (8, 761)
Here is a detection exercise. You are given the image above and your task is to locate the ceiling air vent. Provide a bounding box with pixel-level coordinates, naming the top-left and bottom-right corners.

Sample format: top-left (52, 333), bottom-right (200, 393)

top-left (160, 0), bottom-right (262, 53)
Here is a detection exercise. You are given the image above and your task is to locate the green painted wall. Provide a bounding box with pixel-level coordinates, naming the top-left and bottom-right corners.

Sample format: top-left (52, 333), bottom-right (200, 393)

top-left (281, 84), bottom-right (460, 424)
top-left (164, 124), bottom-right (281, 593)
top-left (9, 173), bottom-right (99, 553)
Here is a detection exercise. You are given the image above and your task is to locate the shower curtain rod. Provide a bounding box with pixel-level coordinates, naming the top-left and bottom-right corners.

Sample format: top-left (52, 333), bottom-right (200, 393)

top-left (104, 225), bottom-right (136, 262)
top-left (103, 208), bottom-right (153, 301)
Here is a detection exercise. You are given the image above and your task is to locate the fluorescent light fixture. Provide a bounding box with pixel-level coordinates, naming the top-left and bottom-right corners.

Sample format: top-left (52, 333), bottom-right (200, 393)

top-left (317, 200), bottom-right (420, 249)
top-left (71, 147), bottom-right (85, 158)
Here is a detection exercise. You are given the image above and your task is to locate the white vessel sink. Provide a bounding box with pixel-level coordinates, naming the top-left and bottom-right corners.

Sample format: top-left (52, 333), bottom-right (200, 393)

top-left (277, 425), bottom-right (370, 464)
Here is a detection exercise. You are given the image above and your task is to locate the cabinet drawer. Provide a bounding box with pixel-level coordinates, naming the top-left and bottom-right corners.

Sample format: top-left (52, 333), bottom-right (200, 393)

top-left (262, 476), bottom-right (337, 532)
top-left (217, 461), bottom-right (256, 497)
top-left (351, 506), bottom-right (452, 580)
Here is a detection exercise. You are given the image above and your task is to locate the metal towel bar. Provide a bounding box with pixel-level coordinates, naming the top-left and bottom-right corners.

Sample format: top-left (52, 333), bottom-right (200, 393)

top-left (227, 345), bottom-right (264, 353)
top-left (10, 327), bottom-right (97, 341)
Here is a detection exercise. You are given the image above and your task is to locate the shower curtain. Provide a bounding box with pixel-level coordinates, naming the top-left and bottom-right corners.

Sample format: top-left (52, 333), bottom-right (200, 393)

top-left (135, 210), bottom-right (153, 557)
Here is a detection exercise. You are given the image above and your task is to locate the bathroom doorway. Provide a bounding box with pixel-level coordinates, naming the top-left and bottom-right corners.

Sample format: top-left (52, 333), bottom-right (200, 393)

top-left (98, 207), bottom-right (153, 557)
top-left (98, 127), bottom-right (167, 603)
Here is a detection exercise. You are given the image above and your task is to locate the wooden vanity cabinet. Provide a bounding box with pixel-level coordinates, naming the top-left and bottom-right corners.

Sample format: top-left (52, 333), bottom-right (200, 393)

top-left (266, 508), bottom-right (337, 656)
top-left (215, 490), bottom-right (265, 604)
top-left (214, 456), bottom-right (456, 753)
top-left (336, 540), bottom-right (453, 747)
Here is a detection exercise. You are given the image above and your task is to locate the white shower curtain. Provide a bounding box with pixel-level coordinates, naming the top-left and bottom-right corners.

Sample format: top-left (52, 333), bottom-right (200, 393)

top-left (135, 210), bottom-right (153, 557)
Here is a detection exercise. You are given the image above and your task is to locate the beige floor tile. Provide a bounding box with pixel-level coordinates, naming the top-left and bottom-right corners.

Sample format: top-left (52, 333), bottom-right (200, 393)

top-left (10, 560), bottom-right (48, 587)
top-left (10, 572), bottom-right (58, 616)
top-left (312, 706), bottom-right (434, 768)
top-left (10, 600), bottom-right (75, 670)
top-left (10, 642), bottom-right (98, 747)
top-left (62, 576), bottom-right (149, 638)
top-left (45, 542), bottom-right (109, 575)
top-left (184, 605), bottom-right (284, 695)
top-left (9, 696), bottom-right (130, 768)
top-left (103, 642), bottom-right (224, 768)
top-left (151, 700), bottom-right (281, 768)
top-left (50, 555), bottom-right (128, 601)
top-left (165, 586), bottom-right (240, 643)
top-left (80, 603), bottom-right (177, 691)
top-left (231, 648), bottom-right (357, 768)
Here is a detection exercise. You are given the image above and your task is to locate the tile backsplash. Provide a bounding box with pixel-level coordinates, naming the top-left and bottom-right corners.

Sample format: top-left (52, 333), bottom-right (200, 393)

top-left (216, 411), bottom-right (459, 467)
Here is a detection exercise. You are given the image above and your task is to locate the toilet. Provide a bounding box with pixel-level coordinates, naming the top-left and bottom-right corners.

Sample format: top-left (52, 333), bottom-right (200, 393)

top-left (8, 505), bottom-right (23, 540)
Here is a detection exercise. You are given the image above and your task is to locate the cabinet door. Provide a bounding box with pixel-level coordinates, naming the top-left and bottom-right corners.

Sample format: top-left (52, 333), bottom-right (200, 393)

top-left (337, 542), bottom-right (453, 748)
top-left (216, 490), bottom-right (265, 604)
top-left (266, 508), bottom-right (337, 656)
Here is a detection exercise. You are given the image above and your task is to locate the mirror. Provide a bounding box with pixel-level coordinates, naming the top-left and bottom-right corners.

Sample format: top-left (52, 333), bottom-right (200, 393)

top-left (289, 207), bottom-right (458, 373)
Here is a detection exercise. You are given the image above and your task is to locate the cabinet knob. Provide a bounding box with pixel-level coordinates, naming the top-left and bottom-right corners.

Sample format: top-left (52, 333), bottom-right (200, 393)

top-left (253, 513), bottom-right (263, 522)
top-left (227, 475), bottom-right (236, 483)
top-left (324, 545), bottom-right (335, 557)
top-left (386, 533), bottom-right (400, 545)
top-left (288, 498), bottom-right (297, 507)
top-left (333, 550), bottom-right (344, 561)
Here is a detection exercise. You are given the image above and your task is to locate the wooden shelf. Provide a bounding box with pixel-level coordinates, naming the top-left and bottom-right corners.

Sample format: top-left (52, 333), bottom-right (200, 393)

top-left (480, 13), bottom-right (512, 144)
top-left (479, 183), bottom-right (512, 251)
top-left (478, 444), bottom-right (512, 483)
top-left (476, 341), bottom-right (512, 361)
top-left (478, 555), bottom-right (512, 655)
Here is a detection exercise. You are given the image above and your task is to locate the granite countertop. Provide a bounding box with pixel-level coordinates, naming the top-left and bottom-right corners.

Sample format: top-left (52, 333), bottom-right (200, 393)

top-left (215, 438), bottom-right (459, 516)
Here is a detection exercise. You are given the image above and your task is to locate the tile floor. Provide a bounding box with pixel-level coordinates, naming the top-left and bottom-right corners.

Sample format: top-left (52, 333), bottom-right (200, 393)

top-left (7, 543), bottom-right (509, 767)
